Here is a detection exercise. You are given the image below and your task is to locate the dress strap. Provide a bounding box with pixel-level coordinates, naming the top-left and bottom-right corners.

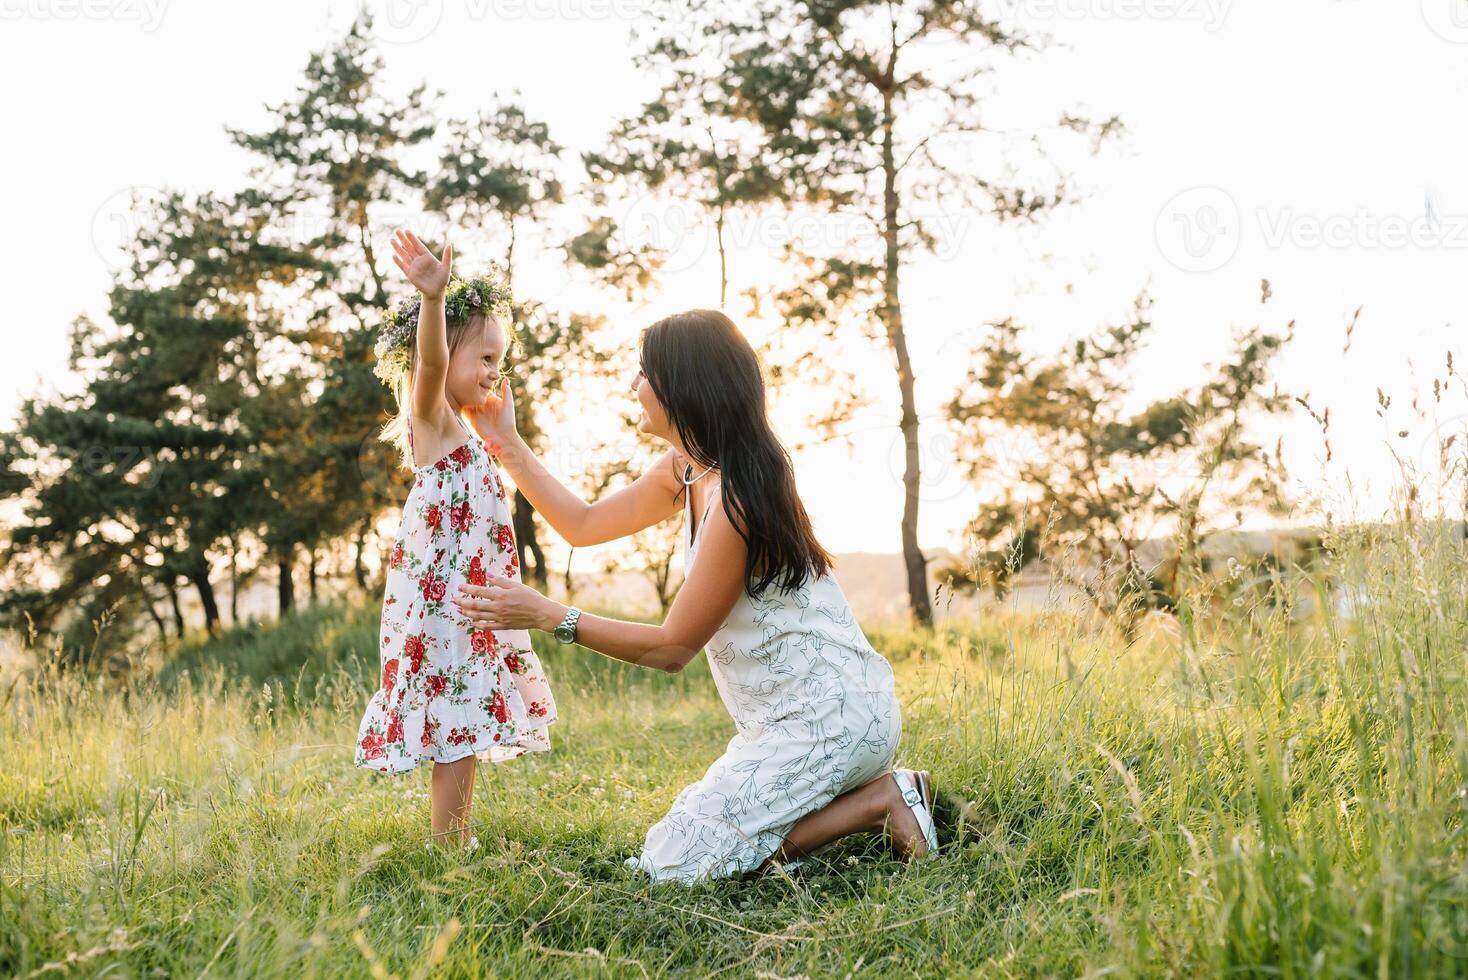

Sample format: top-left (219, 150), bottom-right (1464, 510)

top-left (688, 477), bottom-right (720, 547)
top-left (681, 463), bottom-right (693, 543)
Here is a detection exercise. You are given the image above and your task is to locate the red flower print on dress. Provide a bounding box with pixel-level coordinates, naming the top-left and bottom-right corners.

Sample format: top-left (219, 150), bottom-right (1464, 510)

top-left (528, 700), bottom-right (548, 718)
top-left (446, 726), bottom-right (471, 746)
top-left (466, 554), bottom-right (488, 586)
top-left (404, 633), bottom-right (427, 673)
top-left (450, 443), bottom-right (473, 468)
top-left (450, 499), bottom-right (473, 532)
top-left (421, 719), bottom-right (437, 748)
top-left (470, 627), bottom-right (497, 656)
top-left (420, 568), bottom-right (446, 603)
top-left (503, 651), bottom-right (521, 674)
top-left (389, 542), bottom-right (404, 569)
top-left (425, 504), bottom-right (443, 531)
top-left (382, 658), bottom-right (399, 693)
top-left (386, 711), bottom-right (404, 744)
top-left (495, 524), bottom-right (515, 554)
top-left (487, 690), bottom-right (509, 724)
top-left (426, 675), bottom-right (448, 697)
top-left (360, 730), bottom-right (386, 760)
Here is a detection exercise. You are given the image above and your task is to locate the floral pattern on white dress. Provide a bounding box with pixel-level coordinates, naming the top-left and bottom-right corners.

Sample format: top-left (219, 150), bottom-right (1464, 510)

top-left (354, 412), bottom-right (557, 774)
top-left (626, 481), bottom-right (901, 883)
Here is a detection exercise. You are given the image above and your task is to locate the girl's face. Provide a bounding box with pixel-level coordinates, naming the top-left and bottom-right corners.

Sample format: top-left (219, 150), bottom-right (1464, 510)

top-left (446, 316), bottom-right (506, 411)
top-left (632, 363), bottom-right (672, 442)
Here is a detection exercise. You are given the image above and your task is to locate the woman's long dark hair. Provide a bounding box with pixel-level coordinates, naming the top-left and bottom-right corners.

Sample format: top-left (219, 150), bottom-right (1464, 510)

top-left (641, 309), bottom-right (833, 597)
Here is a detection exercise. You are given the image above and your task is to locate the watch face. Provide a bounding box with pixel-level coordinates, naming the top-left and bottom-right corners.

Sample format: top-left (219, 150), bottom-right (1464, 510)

top-left (554, 626), bottom-right (573, 642)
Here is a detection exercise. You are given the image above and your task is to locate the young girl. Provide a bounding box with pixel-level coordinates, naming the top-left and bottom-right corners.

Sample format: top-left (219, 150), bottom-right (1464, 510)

top-left (354, 229), bottom-right (557, 848)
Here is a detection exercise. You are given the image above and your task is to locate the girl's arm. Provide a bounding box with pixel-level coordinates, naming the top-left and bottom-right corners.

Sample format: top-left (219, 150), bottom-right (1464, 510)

top-left (455, 488), bottom-right (746, 672)
top-left (388, 230), bottom-right (453, 422)
top-left (465, 381), bottom-right (683, 547)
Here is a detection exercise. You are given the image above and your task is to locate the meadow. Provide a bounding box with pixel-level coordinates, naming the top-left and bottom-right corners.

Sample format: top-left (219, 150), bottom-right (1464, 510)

top-left (2, 515), bottom-right (1466, 978)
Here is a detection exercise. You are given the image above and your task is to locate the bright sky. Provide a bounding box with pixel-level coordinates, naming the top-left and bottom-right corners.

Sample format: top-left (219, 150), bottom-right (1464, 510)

top-left (3, 0), bottom-right (1466, 553)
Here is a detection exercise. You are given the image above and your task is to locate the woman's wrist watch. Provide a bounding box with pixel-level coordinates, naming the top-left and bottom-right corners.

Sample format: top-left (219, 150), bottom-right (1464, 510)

top-left (553, 606), bottom-right (582, 644)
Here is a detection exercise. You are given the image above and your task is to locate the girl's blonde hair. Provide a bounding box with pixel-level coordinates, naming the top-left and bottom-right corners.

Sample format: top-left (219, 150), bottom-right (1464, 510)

top-left (379, 312), bottom-right (499, 470)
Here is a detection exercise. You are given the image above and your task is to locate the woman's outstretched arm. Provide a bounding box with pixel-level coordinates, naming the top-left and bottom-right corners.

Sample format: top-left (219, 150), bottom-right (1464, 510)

top-left (464, 379), bottom-right (683, 547)
top-left (455, 487), bottom-right (746, 672)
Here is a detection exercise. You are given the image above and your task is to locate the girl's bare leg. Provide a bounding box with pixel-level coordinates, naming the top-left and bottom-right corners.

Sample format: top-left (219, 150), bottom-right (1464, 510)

top-left (764, 771), bottom-right (928, 869)
top-left (429, 756), bottom-right (478, 845)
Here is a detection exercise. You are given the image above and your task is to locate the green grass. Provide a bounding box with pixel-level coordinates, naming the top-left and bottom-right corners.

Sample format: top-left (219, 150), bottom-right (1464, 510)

top-left (3, 517), bottom-right (1466, 977)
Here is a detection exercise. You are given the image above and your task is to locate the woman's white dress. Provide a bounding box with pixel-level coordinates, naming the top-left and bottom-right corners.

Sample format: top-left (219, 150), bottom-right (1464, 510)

top-left (625, 481), bottom-right (902, 883)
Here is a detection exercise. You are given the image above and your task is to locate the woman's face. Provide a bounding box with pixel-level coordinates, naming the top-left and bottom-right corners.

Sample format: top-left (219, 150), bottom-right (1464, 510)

top-left (632, 363), bottom-right (672, 441)
top-left (447, 316), bottom-right (506, 410)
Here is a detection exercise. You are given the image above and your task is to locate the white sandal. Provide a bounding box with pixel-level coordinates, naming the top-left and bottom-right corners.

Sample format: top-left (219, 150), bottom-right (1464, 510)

top-left (891, 769), bottom-right (939, 858)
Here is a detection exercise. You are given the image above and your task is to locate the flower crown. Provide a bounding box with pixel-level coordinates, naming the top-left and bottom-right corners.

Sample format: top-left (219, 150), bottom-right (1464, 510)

top-left (372, 267), bottom-right (514, 387)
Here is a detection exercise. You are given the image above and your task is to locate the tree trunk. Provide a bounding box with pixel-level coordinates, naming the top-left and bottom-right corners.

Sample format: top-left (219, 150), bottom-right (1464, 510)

top-left (188, 562), bottom-right (221, 637)
top-left (278, 550), bottom-right (295, 617)
top-left (357, 215), bottom-right (385, 304)
top-left (506, 219), bottom-right (517, 287)
top-left (228, 535), bottom-right (239, 626)
top-left (308, 546), bottom-right (318, 605)
top-left (562, 547), bottom-right (575, 604)
top-left (165, 577), bottom-right (185, 638)
top-left (715, 201), bottom-right (728, 308)
top-left (513, 490), bottom-right (549, 589)
top-left (353, 518), bottom-right (369, 591)
top-left (135, 575), bottom-right (168, 647)
top-left (881, 89), bottom-right (931, 626)
top-left (707, 126), bottom-right (729, 308)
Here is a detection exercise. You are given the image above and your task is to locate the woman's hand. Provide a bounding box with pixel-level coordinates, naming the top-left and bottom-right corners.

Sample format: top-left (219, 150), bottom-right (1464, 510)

top-left (389, 229), bottom-right (451, 300)
top-left (462, 377), bottom-right (521, 457)
top-left (454, 577), bottom-right (565, 632)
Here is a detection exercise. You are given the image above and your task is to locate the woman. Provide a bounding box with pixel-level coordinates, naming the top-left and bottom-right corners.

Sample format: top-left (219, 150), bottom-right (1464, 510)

top-left (454, 309), bottom-right (938, 883)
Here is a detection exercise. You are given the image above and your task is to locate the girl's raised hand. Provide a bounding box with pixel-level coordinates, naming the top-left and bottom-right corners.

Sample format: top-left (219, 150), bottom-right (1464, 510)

top-left (463, 377), bottom-right (520, 456)
top-left (389, 229), bottom-right (451, 300)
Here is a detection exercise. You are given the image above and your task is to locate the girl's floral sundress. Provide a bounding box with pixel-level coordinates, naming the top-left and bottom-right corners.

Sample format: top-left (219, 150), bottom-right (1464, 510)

top-left (355, 411), bottom-right (557, 774)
